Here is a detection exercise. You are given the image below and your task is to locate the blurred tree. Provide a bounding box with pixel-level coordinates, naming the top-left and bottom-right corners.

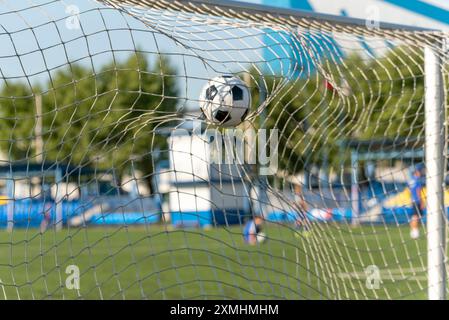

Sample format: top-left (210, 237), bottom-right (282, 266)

top-left (0, 52), bottom-right (179, 192)
top-left (0, 81), bottom-right (38, 162)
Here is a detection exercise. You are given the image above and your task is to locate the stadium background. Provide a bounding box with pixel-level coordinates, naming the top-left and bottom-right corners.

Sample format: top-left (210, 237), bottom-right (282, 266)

top-left (0, 0), bottom-right (447, 299)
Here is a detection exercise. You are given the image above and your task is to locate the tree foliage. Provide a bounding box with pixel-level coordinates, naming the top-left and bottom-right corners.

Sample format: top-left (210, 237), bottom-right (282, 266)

top-left (0, 53), bottom-right (178, 188)
top-left (249, 46), bottom-right (425, 175)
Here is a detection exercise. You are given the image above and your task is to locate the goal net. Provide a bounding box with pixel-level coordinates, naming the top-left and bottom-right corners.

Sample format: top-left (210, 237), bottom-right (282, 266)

top-left (0, 0), bottom-right (447, 299)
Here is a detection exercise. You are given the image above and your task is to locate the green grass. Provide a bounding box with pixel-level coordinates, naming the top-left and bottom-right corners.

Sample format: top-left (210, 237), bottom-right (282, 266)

top-left (0, 222), bottom-right (431, 299)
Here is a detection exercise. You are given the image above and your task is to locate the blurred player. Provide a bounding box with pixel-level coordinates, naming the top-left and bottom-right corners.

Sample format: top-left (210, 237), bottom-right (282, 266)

top-left (294, 184), bottom-right (311, 238)
top-left (40, 202), bottom-right (52, 233)
top-left (243, 216), bottom-right (264, 245)
top-left (409, 164), bottom-right (425, 239)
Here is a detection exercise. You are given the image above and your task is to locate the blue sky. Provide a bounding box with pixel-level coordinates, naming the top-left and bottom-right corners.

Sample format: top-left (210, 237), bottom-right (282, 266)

top-left (1, 0), bottom-right (248, 110)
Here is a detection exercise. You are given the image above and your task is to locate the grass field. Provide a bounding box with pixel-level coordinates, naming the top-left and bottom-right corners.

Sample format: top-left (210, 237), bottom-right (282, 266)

top-left (0, 222), bottom-right (430, 300)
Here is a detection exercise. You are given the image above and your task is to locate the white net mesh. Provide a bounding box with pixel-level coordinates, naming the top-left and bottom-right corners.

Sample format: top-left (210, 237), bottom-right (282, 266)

top-left (0, 0), bottom-right (447, 299)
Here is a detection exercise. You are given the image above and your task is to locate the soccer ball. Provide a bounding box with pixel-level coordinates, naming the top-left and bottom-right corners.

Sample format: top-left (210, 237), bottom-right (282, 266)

top-left (256, 232), bottom-right (267, 244)
top-left (199, 75), bottom-right (251, 127)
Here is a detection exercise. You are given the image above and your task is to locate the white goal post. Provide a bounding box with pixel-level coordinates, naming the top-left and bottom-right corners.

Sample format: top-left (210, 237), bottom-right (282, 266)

top-left (424, 44), bottom-right (446, 300)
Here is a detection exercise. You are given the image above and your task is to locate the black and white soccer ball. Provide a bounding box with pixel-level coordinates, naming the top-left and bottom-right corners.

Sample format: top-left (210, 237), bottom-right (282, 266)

top-left (199, 75), bottom-right (251, 127)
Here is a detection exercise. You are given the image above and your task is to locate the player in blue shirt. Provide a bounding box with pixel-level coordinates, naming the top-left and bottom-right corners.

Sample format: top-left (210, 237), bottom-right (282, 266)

top-left (243, 216), bottom-right (264, 245)
top-left (408, 164), bottom-right (425, 239)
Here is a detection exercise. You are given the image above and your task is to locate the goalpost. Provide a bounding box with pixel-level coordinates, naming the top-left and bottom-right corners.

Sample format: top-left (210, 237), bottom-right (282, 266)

top-left (0, 0), bottom-right (447, 299)
top-left (424, 44), bottom-right (445, 300)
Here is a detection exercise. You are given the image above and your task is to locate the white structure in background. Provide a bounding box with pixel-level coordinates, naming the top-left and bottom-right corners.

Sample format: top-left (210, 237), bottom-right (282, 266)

top-left (167, 127), bottom-right (250, 227)
top-left (121, 172), bottom-right (151, 197)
